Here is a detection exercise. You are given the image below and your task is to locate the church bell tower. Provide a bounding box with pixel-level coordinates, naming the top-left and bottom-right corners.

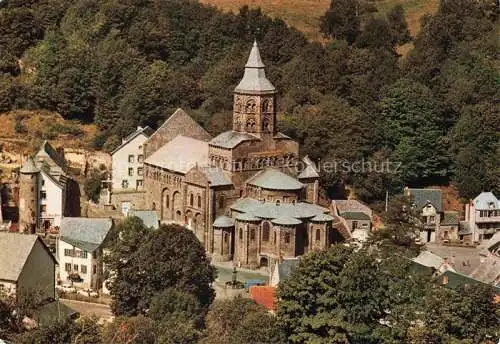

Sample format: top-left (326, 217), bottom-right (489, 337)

top-left (233, 41), bottom-right (277, 137)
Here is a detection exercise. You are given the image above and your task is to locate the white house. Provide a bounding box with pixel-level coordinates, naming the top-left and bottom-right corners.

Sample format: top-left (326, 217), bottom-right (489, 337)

top-left (38, 168), bottom-right (65, 229)
top-left (111, 126), bottom-right (153, 192)
top-left (0, 232), bottom-right (56, 302)
top-left (110, 126), bottom-right (153, 215)
top-left (465, 192), bottom-right (500, 242)
top-left (57, 217), bottom-right (113, 291)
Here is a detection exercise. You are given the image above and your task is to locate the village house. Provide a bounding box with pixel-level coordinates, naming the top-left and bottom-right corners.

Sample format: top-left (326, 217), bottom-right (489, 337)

top-left (109, 126), bottom-right (153, 214)
top-left (465, 192), bottom-right (500, 242)
top-left (116, 41), bottom-right (349, 269)
top-left (17, 141), bottom-right (79, 236)
top-left (0, 232), bottom-right (56, 302)
top-left (331, 199), bottom-right (372, 242)
top-left (57, 217), bottom-right (113, 291)
top-left (405, 187), bottom-right (445, 243)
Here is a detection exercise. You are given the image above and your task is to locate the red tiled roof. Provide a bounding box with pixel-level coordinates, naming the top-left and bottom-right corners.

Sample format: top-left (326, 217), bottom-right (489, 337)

top-left (249, 286), bottom-right (276, 312)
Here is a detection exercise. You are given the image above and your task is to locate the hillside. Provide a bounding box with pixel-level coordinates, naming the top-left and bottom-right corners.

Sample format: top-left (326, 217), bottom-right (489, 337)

top-left (200, 0), bottom-right (439, 41)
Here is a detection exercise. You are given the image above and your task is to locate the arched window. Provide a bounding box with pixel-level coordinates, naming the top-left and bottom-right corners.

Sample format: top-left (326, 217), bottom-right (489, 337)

top-left (245, 99), bottom-right (256, 113)
top-left (239, 228), bottom-right (243, 241)
top-left (274, 231), bottom-right (277, 244)
top-left (165, 195), bottom-right (170, 209)
top-left (262, 222), bottom-right (270, 241)
top-left (152, 202), bottom-right (156, 210)
top-left (189, 194), bottom-right (194, 207)
top-left (250, 228), bottom-right (255, 241)
top-left (276, 200), bottom-right (280, 206)
top-left (262, 118), bottom-right (270, 132)
top-left (284, 232), bottom-right (290, 244)
top-left (218, 194), bottom-right (225, 209)
top-left (262, 99), bottom-right (269, 113)
top-left (315, 228), bottom-right (321, 241)
top-left (197, 195), bottom-right (201, 208)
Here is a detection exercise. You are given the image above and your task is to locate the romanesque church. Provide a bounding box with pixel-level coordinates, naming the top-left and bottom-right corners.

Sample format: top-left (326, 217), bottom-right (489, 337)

top-left (115, 42), bottom-right (347, 268)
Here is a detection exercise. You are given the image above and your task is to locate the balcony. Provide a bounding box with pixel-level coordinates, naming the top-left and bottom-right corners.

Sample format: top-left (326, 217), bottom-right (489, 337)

top-left (475, 215), bottom-right (500, 223)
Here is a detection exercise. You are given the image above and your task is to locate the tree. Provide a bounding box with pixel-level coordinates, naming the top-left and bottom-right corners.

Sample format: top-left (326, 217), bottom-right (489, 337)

top-left (106, 222), bottom-right (216, 316)
top-left (370, 194), bottom-right (421, 255)
top-left (386, 5), bottom-right (411, 46)
top-left (17, 317), bottom-right (102, 344)
top-left (355, 16), bottom-right (393, 51)
top-left (277, 245), bottom-right (430, 343)
top-left (84, 169), bottom-right (103, 203)
top-left (451, 102), bottom-right (499, 199)
top-left (378, 78), bottom-right (454, 185)
top-left (320, 0), bottom-right (361, 44)
top-left (102, 316), bottom-right (156, 344)
top-left (408, 285), bottom-right (500, 343)
top-left (202, 297), bottom-right (283, 344)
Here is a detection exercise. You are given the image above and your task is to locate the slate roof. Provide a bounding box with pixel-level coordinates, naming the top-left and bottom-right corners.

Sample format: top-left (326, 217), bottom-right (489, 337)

top-left (147, 108), bottom-right (211, 144)
top-left (277, 258), bottom-right (299, 282)
top-left (441, 211), bottom-right (460, 226)
top-left (231, 198), bottom-right (329, 220)
top-left (213, 215), bottom-right (235, 228)
top-left (60, 217), bottom-right (113, 252)
top-left (333, 200), bottom-right (372, 216)
top-left (247, 169), bottom-right (304, 191)
top-left (129, 210), bottom-right (159, 229)
top-left (271, 216), bottom-right (302, 226)
top-left (473, 192), bottom-right (499, 210)
top-left (412, 251), bottom-right (445, 270)
top-left (234, 41), bottom-right (276, 95)
top-left (235, 212), bottom-right (261, 222)
top-left (111, 126), bottom-right (153, 155)
top-left (439, 270), bottom-right (500, 291)
top-left (36, 141), bottom-right (66, 171)
top-left (201, 167), bottom-right (233, 187)
top-left (0, 233), bottom-right (55, 282)
top-left (311, 213), bottom-right (335, 222)
top-left (209, 131), bottom-right (260, 149)
top-left (20, 157), bottom-right (40, 174)
top-left (340, 211), bottom-right (371, 221)
top-left (298, 156), bottom-right (320, 179)
top-left (145, 135), bottom-right (209, 174)
top-left (406, 188), bottom-right (443, 212)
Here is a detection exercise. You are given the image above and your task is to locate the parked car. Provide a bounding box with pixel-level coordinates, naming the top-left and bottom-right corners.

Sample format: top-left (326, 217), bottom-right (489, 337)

top-left (56, 284), bottom-right (76, 293)
top-left (77, 289), bottom-right (98, 298)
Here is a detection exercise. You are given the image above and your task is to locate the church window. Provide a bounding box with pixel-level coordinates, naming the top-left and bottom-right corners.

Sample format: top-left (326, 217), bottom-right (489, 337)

top-left (315, 228), bottom-right (321, 241)
top-left (262, 118), bottom-right (270, 133)
top-left (197, 195), bottom-right (202, 208)
top-left (218, 195), bottom-right (225, 209)
top-left (284, 232), bottom-right (290, 244)
top-left (246, 118), bottom-right (256, 132)
top-left (190, 194), bottom-right (194, 207)
top-left (262, 222), bottom-right (270, 241)
top-left (262, 99), bottom-right (269, 113)
top-left (274, 231), bottom-right (277, 244)
top-left (239, 228), bottom-right (243, 241)
top-left (250, 228), bottom-right (255, 241)
top-left (245, 99), bottom-right (256, 113)
top-left (276, 200), bottom-right (280, 206)
top-left (165, 195), bottom-right (170, 209)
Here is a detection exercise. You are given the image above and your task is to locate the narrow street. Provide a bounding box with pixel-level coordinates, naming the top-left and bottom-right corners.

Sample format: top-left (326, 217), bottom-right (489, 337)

top-left (60, 299), bottom-right (114, 322)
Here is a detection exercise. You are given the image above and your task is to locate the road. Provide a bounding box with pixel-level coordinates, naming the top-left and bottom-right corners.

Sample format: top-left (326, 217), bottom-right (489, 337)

top-left (60, 299), bottom-right (113, 322)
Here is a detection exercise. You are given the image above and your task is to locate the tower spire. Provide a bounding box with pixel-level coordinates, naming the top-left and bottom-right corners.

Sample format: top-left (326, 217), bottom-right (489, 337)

top-left (234, 41), bottom-right (275, 95)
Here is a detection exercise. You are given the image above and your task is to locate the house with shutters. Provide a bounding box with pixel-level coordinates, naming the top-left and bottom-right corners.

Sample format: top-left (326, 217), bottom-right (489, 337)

top-left (57, 217), bottom-right (113, 290)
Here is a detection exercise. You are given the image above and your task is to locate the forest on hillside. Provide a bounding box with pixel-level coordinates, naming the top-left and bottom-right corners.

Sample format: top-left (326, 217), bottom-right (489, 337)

top-left (0, 0), bottom-right (498, 203)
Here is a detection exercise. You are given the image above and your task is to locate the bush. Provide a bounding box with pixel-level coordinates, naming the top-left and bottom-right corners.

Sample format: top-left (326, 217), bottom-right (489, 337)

top-left (14, 120), bottom-right (27, 133)
top-left (84, 171), bottom-right (103, 203)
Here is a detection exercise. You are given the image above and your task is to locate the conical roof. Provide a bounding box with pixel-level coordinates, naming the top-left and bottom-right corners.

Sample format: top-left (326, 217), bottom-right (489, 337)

top-left (234, 41), bottom-right (276, 95)
top-left (20, 157), bottom-right (39, 174)
top-left (213, 215), bottom-right (235, 228)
